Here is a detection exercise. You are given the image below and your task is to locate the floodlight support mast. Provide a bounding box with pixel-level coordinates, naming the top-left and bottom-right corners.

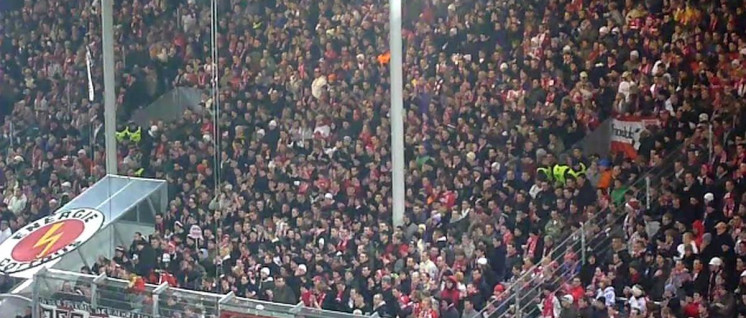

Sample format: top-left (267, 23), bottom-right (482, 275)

top-left (390, 0), bottom-right (405, 227)
top-left (102, 0), bottom-right (118, 175)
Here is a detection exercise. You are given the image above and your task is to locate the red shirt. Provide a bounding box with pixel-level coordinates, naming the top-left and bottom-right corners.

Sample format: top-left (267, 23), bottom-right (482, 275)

top-left (683, 301), bottom-right (700, 318)
top-left (439, 287), bottom-right (460, 308)
top-left (542, 292), bottom-right (556, 318)
top-left (438, 191), bottom-right (457, 209)
top-left (301, 290), bottom-right (314, 306)
top-left (129, 276), bottom-right (146, 293)
top-left (160, 272), bottom-right (178, 287)
top-left (567, 285), bottom-right (584, 305)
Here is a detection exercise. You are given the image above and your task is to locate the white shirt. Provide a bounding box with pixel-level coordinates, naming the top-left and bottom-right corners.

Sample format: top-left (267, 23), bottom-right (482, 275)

top-left (596, 286), bottom-right (616, 308)
top-left (677, 241), bottom-right (699, 259)
top-left (0, 227), bottom-right (12, 244)
top-left (629, 295), bottom-right (647, 314)
top-left (618, 80), bottom-right (632, 101)
top-left (529, 184), bottom-right (542, 199)
top-left (420, 259), bottom-right (438, 280)
top-left (6, 194), bottom-right (27, 214)
top-left (652, 60), bottom-right (665, 76)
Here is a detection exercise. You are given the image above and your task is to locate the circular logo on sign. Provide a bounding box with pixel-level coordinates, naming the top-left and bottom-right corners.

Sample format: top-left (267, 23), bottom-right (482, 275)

top-left (0, 208), bottom-right (105, 274)
top-left (11, 220), bottom-right (85, 262)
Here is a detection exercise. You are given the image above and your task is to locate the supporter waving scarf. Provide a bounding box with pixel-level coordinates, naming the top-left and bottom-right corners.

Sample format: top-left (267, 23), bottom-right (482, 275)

top-left (541, 289), bottom-right (560, 318)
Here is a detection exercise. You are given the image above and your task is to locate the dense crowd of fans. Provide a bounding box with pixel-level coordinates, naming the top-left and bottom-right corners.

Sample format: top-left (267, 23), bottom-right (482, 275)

top-left (3, 0), bottom-right (746, 317)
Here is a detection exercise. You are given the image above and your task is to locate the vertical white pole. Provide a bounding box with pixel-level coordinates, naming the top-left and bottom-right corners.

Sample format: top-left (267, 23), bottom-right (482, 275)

top-left (709, 124), bottom-right (714, 163)
top-left (645, 176), bottom-right (651, 210)
top-left (580, 222), bottom-right (586, 264)
top-left (102, 0), bottom-right (118, 175)
top-left (514, 286), bottom-right (521, 318)
top-left (390, 0), bottom-right (405, 227)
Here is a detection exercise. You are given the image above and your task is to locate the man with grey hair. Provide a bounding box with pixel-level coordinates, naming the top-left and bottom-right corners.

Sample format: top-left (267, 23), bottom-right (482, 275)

top-left (381, 275), bottom-right (399, 318)
top-left (700, 233), bottom-right (717, 264)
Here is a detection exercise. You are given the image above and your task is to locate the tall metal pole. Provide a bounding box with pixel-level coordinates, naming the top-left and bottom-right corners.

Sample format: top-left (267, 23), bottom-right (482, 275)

top-left (708, 124), bottom-right (713, 163)
top-left (390, 0), bottom-right (405, 227)
top-left (580, 222), bottom-right (586, 264)
top-left (645, 176), bottom-right (651, 210)
top-left (102, 0), bottom-right (118, 175)
top-left (210, 0), bottom-right (223, 281)
top-left (514, 285), bottom-right (521, 318)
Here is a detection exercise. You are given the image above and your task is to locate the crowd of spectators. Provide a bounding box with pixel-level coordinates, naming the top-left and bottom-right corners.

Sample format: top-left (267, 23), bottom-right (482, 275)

top-left (2, 0), bottom-right (746, 317)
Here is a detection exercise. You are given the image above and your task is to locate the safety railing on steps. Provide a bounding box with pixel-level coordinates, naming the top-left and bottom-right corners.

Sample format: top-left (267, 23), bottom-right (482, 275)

top-left (477, 144), bottom-right (686, 318)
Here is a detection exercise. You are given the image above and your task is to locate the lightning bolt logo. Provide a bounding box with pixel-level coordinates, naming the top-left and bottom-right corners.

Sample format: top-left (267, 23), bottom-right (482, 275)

top-left (33, 223), bottom-right (65, 259)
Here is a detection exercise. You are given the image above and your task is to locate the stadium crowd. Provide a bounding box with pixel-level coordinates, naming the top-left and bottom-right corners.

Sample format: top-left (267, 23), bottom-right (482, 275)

top-left (2, 0), bottom-right (746, 317)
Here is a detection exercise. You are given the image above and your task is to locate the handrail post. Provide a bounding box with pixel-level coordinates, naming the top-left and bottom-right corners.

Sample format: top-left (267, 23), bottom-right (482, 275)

top-left (218, 291), bottom-right (235, 318)
top-left (153, 282), bottom-right (169, 317)
top-left (31, 268), bottom-right (46, 318)
top-left (290, 301), bottom-right (303, 314)
top-left (92, 272), bottom-right (106, 309)
top-left (581, 222), bottom-right (587, 265)
top-left (219, 291), bottom-right (235, 305)
top-left (514, 285), bottom-right (521, 318)
top-left (645, 176), bottom-right (651, 210)
top-left (708, 123), bottom-right (713, 163)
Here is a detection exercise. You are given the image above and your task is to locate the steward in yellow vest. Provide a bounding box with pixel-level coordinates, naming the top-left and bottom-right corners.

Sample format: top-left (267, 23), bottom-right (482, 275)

top-left (552, 164), bottom-right (570, 186)
top-left (567, 161), bottom-right (587, 180)
top-left (536, 165), bottom-right (554, 183)
top-left (116, 122), bottom-right (142, 144)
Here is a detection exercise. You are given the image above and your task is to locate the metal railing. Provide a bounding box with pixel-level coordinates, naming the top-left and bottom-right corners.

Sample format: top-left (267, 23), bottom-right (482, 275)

top-left (478, 145), bottom-right (686, 318)
top-left (31, 268), bottom-right (374, 318)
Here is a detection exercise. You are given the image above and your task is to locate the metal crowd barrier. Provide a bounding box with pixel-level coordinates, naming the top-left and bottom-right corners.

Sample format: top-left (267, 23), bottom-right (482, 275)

top-left (31, 268), bottom-right (375, 318)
